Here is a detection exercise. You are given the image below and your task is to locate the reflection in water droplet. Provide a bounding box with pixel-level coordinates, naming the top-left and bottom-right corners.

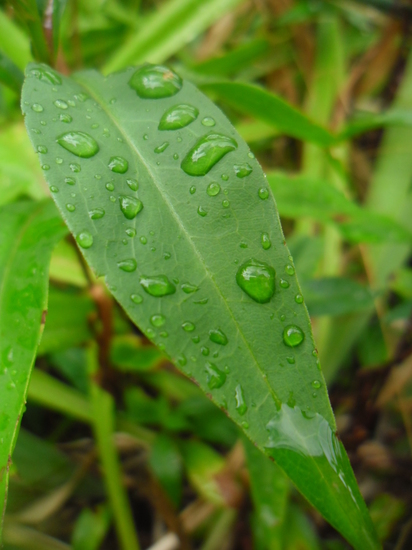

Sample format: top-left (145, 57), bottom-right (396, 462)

top-left (236, 259), bottom-right (276, 303)
top-left (117, 259), bottom-right (137, 272)
top-left (159, 104), bottom-right (198, 130)
top-left (181, 134), bottom-right (238, 176)
top-left (283, 325), bottom-right (304, 347)
top-left (295, 294), bottom-right (303, 304)
top-left (234, 163), bottom-right (252, 178)
top-left (261, 232), bottom-right (271, 250)
top-left (76, 231), bottom-right (93, 249)
top-left (140, 236), bottom-right (147, 244)
top-left (207, 182), bottom-right (220, 196)
top-left (285, 265), bottom-right (295, 275)
top-left (258, 188), bottom-right (269, 200)
top-left (192, 335), bottom-right (200, 344)
top-left (201, 347), bottom-right (209, 356)
top-left (181, 283), bottom-right (199, 294)
top-left (119, 196), bottom-right (143, 219)
top-left (151, 314), bottom-right (166, 327)
top-left (222, 199), bottom-right (230, 208)
top-left (312, 380), bottom-right (321, 389)
top-left (129, 65), bottom-right (182, 99)
top-left (209, 329), bottom-right (228, 346)
top-left (189, 186), bottom-right (196, 195)
top-left (140, 275), bottom-right (176, 297)
top-left (201, 117), bottom-right (215, 127)
top-left (65, 177), bottom-right (75, 185)
top-left (70, 163), bottom-right (81, 172)
top-left (30, 66), bottom-right (62, 85)
top-left (109, 156), bottom-right (128, 173)
top-left (59, 113), bottom-right (72, 123)
top-left (280, 279), bottom-right (290, 289)
top-left (154, 142), bottom-right (169, 154)
top-left (37, 145), bottom-right (48, 153)
top-left (105, 182), bottom-right (114, 191)
top-left (205, 363), bottom-right (226, 390)
top-left (49, 185), bottom-right (58, 192)
top-left (197, 206), bottom-right (207, 217)
top-left (57, 131), bottom-right (99, 158)
top-left (126, 228), bottom-right (136, 237)
top-left (126, 178), bottom-right (139, 191)
top-left (66, 203), bottom-right (75, 212)
top-left (131, 294), bottom-right (143, 304)
top-left (182, 321), bottom-right (195, 332)
top-left (235, 385), bottom-right (247, 415)
top-left (54, 99), bottom-right (68, 109)
top-left (32, 103), bottom-right (44, 112)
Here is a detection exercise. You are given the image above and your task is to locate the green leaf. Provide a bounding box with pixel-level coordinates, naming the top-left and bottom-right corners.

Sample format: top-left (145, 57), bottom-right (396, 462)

top-left (202, 81), bottom-right (336, 146)
top-left (0, 199), bottom-right (67, 529)
top-left (9, 0), bottom-right (50, 63)
top-left (0, 51), bottom-right (24, 94)
top-left (22, 62), bottom-right (380, 550)
top-left (149, 434), bottom-right (183, 507)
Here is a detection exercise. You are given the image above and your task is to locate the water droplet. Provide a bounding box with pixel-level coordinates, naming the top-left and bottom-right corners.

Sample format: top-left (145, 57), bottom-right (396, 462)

top-left (201, 347), bottom-right (209, 356)
top-left (287, 356), bottom-right (295, 364)
top-left (221, 174), bottom-right (229, 181)
top-left (140, 275), bottom-right (176, 297)
top-left (105, 182), bottom-right (114, 191)
top-left (126, 228), bottom-right (136, 237)
top-left (31, 103), bottom-right (44, 112)
top-left (159, 104), bottom-right (198, 130)
top-left (258, 188), bottom-right (269, 200)
top-left (205, 363), bottom-right (226, 390)
top-left (312, 380), bottom-right (321, 389)
top-left (49, 185), bottom-right (58, 192)
top-left (189, 186), bottom-right (196, 195)
top-left (241, 421), bottom-right (249, 429)
top-left (117, 259), bottom-right (137, 272)
top-left (181, 133), bottom-right (238, 176)
top-left (207, 182), bottom-right (220, 196)
top-left (128, 65), bottom-right (182, 99)
top-left (283, 325), bottom-right (304, 347)
top-left (42, 164), bottom-right (50, 171)
top-left (261, 233), bottom-right (271, 250)
top-left (140, 236), bottom-right (147, 245)
top-left (151, 314), bottom-right (166, 327)
top-left (76, 231), bottom-right (93, 249)
top-left (108, 156), bottom-right (128, 173)
top-left (160, 332), bottom-right (168, 338)
top-left (30, 66), bottom-right (62, 85)
top-left (240, 242), bottom-right (248, 249)
top-left (143, 134), bottom-right (149, 141)
top-left (75, 93), bottom-right (89, 102)
top-left (154, 142), bottom-right (169, 154)
top-left (222, 199), bottom-right (230, 208)
top-left (67, 99), bottom-right (75, 107)
top-left (236, 259), bottom-right (276, 303)
top-left (181, 282), bottom-right (199, 294)
top-left (59, 113), bottom-right (72, 123)
top-left (235, 385), bottom-right (247, 415)
top-left (173, 153), bottom-right (179, 160)
top-left (234, 163), bottom-right (252, 178)
top-left (65, 177), bottom-right (75, 185)
top-left (119, 196), bottom-right (143, 219)
top-left (295, 294), bottom-right (303, 304)
top-left (194, 298), bottom-right (208, 305)
top-left (126, 178), bottom-right (138, 191)
top-left (285, 265), bottom-right (295, 276)
top-left (182, 321), bottom-right (195, 332)
top-left (54, 99), bottom-right (68, 109)
top-left (248, 151), bottom-right (255, 159)
top-left (280, 279), bottom-right (290, 289)
top-left (91, 123), bottom-right (99, 129)
top-left (37, 145), bottom-right (48, 154)
top-left (70, 163), bottom-right (81, 172)
top-left (131, 294), bottom-right (143, 304)
top-left (66, 203), bottom-right (75, 212)
top-left (177, 355), bottom-right (187, 366)
top-left (87, 208), bottom-right (105, 220)
top-left (209, 329), bottom-right (228, 346)
top-left (191, 335), bottom-right (200, 344)
top-left (57, 131), bottom-right (99, 158)
top-left (201, 117), bottom-right (215, 127)
top-left (197, 206), bottom-right (207, 217)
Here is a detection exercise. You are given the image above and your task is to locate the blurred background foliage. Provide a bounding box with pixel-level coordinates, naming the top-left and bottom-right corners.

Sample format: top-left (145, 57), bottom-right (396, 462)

top-left (0, 0), bottom-right (412, 548)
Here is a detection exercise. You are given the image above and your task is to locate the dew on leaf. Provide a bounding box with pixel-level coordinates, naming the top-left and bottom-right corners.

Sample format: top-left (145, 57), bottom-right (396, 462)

top-left (140, 236), bottom-right (147, 244)
top-left (108, 156), bottom-right (128, 173)
top-left (222, 199), bottom-right (230, 208)
top-left (177, 355), bottom-right (187, 366)
top-left (89, 208), bottom-right (105, 220)
top-left (235, 385), bottom-right (248, 415)
top-left (283, 325), bottom-right (304, 347)
top-left (209, 329), bottom-right (228, 346)
top-left (201, 117), bottom-right (215, 127)
top-left (205, 363), bottom-right (226, 390)
top-left (221, 174), bottom-right (229, 181)
top-left (140, 275), bottom-right (176, 297)
top-left (181, 133), bottom-right (238, 176)
top-left (119, 195), bottom-right (143, 219)
top-left (194, 298), bottom-right (208, 305)
top-left (201, 347), bottom-right (209, 356)
top-left (164, 252), bottom-right (171, 260)
top-left (151, 314), bottom-right (166, 327)
top-left (158, 104), bottom-right (198, 130)
top-left (182, 321), bottom-right (195, 332)
top-left (126, 178), bottom-right (138, 191)
top-left (154, 142), bottom-right (169, 154)
top-left (181, 283), bottom-right (199, 294)
top-left (261, 232), bottom-right (271, 250)
top-left (66, 203), bottom-right (75, 212)
top-left (248, 151), bottom-right (255, 159)
top-left (131, 294), bottom-right (143, 304)
top-left (312, 380), bottom-right (321, 389)
top-left (285, 264), bottom-right (295, 276)
top-left (258, 188), bottom-right (269, 200)
top-left (197, 206), bottom-right (207, 217)
top-left (59, 113), bottom-right (72, 123)
top-left (76, 231), bottom-right (93, 249)
top-left (57, 131), bottom-right (99, 158)
top-left (126, 228), bottom-right (136, 237)
top-left (70, 163), bottom-right (81, 172)
top-left (56, 157), bottom-right (63, 164)
top-left (295, 294), bottom-right (303, 304)
top-left (30, 66), bottom-right (62, 85)
top-left (207, 182), bottom-right (220, 196)
top-left (49, 185), bottom-right (58, 192)
top-left (65, 177), bottom-right (75, 185)
top-left (280, 279), bottom-right (290, 289)
top-left (117, 259), bottom-right (137, 272)
top-left (236, 259), bottom-right (276, 303)
top-left (105, 182), bottom-right (114, 191)
top-left (287, 356), bottom-right (295, 364)
top-left (31, 103), bottom-right (44, 112)
top-left (128, 65), bottom-right (182, 99)
top-left (189, 186), bottom-right (196, 195)
top-left (234, 163), bottom-right (252, 178)
top-left (54, 99), bottom-right (68, 109)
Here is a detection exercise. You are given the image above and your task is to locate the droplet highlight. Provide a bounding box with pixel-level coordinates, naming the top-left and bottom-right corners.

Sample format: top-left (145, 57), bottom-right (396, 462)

top-left (119, 196), bottom-right (143, 219)
top-left (283, 325), bottom-right (304, 347)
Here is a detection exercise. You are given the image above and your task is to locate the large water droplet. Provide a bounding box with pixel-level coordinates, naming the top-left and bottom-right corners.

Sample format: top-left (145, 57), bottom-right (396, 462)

top-left (76, 231), bottom-right (93, 249)
top-left (205, 363), bottom-right (226, 390)
top-left (57, 131), bottom-right (99, 158)
top-left (89, 208), bottom-right (105, 219)
top-left (283, 325), bottom-right (304, 347)
top-left (109, 156), bottom-right (128, 173)
top-left (119, 196), bottom-right (143, 219)
top-left (235, 385), bottom-right (247, 415)
top-left (30, 66), bottom-right (62, 85)
top-left (140, 275), bottom-right (176, 297)
top-left (234, 163), bottom-right (252, 178)
top-left (236, 259), bottom-right (276, 303)
top-left (209, 329), bottom-right (228, 346)
top-left (151, 314), bottom-right (166, 327)
top-left (207, 182), bottom-right (220, 196)
top-left (181, 133), bottom-right (238, 176)
top-left (158, 104), bottom-right (198, 130)
top-left (261, 232), bottom-right (271, 250)
top-left (117, 259), bottom-right (137, 272)
top-left (128, 65), bottom-right (182, 99)
top-left (182, 321), bottom-right (195, 332)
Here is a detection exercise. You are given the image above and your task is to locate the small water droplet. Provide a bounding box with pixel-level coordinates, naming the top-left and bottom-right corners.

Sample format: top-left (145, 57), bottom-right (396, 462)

top-left (49, 185), bottom-right (58, 192)
top-left (222, 199), bottom-right (230, 208)
top-left (258, 188), bottom-right (269, 200)
top-left (236, 259), bottom-right (276, 303)
top-left (197, 206), bottom-right (207, 217)
top-left (37, 145), bottom-right (47, 153)
top-left (105, 182), bottom-right (114, 191)
top-left (59, 113), bottom-right (72, 123)
top-left (129, 65), bottom-right (182, 99)
top-left (295, 294), bottom-right (303, 304)
top-left (126, 178), bottom-right (138, 191)
top-left (240, 242), bottom-right (248, 249)
top-left (108, 156), bottom-right (128, 173)
top-left (285, 265), bottom-right (295, 276)
top-left (54, 99), bottom-right (68, 109)
top-left (56, 157), bottom-right (63, 164)
top-left (110, 196), bottom-right (116, 202)
top-left (143, 134), bottom-right (149, 141)
top-left (191, 335), bottom-right (200, 343)
top-left (201, 347), bottom-right (209, 356)
top-left (209, 329), bottom-right (228, 346)
top-left (205, 363), bottom-right (226, 390)
top-left (119, 196), bottom-right (143, 219)
top-left (207, 182), bottom-right (220, 196)
top-left (57, 131), bottom-right (99, 158)
top-left (280, 279), bottom-right (290, 289)
top-left (154, 142), bottom-right (169, 154)
top-left (235, 385), bottom-right (247, 415)
top-left (75, 92), bottom-right (89, 102)
top-left (131, 294), bottom-right (143, 304)
top-left (67, 99), bottom-right (75, 107)
top-left (194, 298), bottom-right (208, 305)
top-left (181, 134), bottom-right (238, 176)
top-left (283, 325), bottom-right (304, 347)
top-left (76, 231), bottom-right (93, 249)
top-left (201, 116), bottom-right (215, 127)
top-left (88, 208), bottom-right (105, 220)
top-left (241, 421), bottom-right (249, 429)
top-left (117, 259), bottom-right (137, 272)
top-left (182, 321), bottom-right (195, 332)
top-left (173, 153), bottom-right (179, 160)
top-left (177, 355), bottom-right (187, 366)
top-left (140, 236), bottom-right (147, 245)
top-left (159, 104), bottom-right (198, 130)
top-left (189, 186), bottom-right (196, 195)
top-left (248, 151), bottom-right (255, 159)
top-left (140, 275), bottom-right (176, 297)
top-left (91, 123), bottom-right (99, 129)
top-left (234, 163), bottom-right (252, 178)
top-left (151, 314), bottom-right (166, 327)
top-left (126, 228), bottom-right (136, 237)
top-left (70, 163), bottom-right (81, 172)
top-left (311, 380), bottom-right (321, 389)
top-left (221, 174), bottom-right (229, 181)
top-left (30, 66), bottom-right (62, 85)
top-left (32, 103), bottom-right (44, 112)
top-left (65, 177), bottom-right (75, 185)
top-left (287, 356), bottom-right (295, 364)
top-left (66, 203), bottom-right (75, 212)
top-left (261, 232), bottom-right (271, 250)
